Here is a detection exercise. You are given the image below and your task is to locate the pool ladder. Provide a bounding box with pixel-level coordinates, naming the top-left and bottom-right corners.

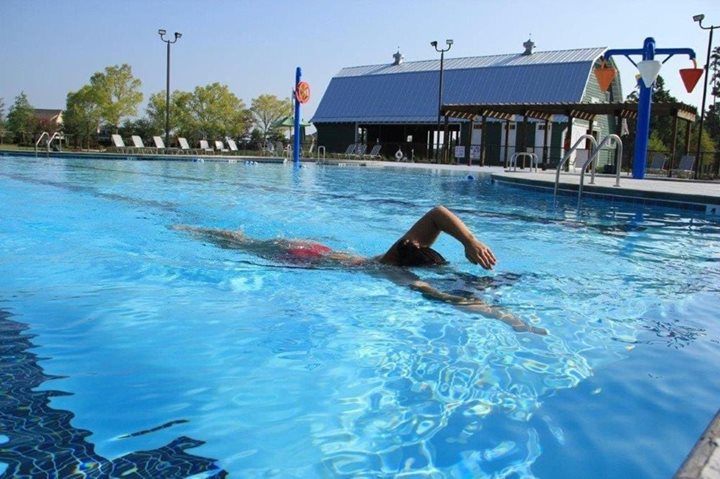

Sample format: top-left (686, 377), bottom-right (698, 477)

top-left (554, 134), bottom-right (623, 201)
top-left (34, 131), bottom-right (64, 156)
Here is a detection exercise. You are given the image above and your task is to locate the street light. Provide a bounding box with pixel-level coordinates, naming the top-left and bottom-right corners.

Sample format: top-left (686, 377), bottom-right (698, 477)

top-left (693, 14), bottom-right (717, 179)
top-left (158, 29), bottom-right (182, 148)
top-left (431, 39), bottom-right (453, 161)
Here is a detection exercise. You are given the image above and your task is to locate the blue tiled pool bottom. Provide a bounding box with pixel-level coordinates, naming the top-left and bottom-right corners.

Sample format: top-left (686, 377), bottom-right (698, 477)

top-left (0, 310), bottom-right (227, 478)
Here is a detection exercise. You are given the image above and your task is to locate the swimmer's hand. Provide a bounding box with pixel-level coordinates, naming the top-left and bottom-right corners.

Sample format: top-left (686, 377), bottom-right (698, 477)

top-left (464, 238), bottom-right (496, 270)
top-left (410, 280), bottom-right (546, 335)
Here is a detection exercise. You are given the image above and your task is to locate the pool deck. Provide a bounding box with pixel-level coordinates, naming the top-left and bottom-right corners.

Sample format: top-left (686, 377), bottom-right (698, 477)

top-left (333, 158), bottom-right (720, 212)
top-left (675, 410), bottom-right (720, 479)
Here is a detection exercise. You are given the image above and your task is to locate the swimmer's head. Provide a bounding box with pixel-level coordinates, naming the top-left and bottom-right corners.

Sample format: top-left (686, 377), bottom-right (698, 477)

top-left (395, 239), bottom-right (447, 267)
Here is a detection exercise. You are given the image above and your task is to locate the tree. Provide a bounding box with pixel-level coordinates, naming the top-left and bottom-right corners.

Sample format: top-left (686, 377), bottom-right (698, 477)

top-left (7, 92), bottom-right (35, 144)
top-left (250, 94), bottom-right (292, 142)
top-left (89, 64), bottom-right (143, 131)
top-left (187, 83), bottom-right (250, 140)
top-left (146, 90), bottom-right (194, 143)
top-left (64, 85), bottom-right (102, 149)
top-left (0, 97), bottom-right (5, 143)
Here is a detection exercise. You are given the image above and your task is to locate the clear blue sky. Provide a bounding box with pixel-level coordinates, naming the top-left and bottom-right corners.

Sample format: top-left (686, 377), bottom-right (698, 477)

top-left (1, 0), bottom-right (719, 122)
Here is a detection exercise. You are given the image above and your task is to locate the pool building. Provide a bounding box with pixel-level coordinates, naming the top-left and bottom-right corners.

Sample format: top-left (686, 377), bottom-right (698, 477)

top-left (311, 40), bottom-right (695, 169)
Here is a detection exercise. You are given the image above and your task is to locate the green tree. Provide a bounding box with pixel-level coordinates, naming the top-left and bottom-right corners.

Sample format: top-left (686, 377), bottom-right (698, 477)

top-left (7, 92), bottom-right (36, 144)
top-left (146, 90), bottom-right (194, 143)
top-left (187, 83), bottom-right (250, 140)
top-left (250, 94), bottom-right (292, 142)
top-left (89, 64), bottom-right (143, 131)
top-left (0, 97), bottom-right (5, 142)
top-left (64, 85), bottom-right (102, 149)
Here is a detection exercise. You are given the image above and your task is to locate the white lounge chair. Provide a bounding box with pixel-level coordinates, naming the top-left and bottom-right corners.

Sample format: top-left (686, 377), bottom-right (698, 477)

top-left (214, 140), bottom-right (229, 153)
top-left (110, 134), bottom-right (129, 153)
top-left (131, 135), bottom-right (153, 154)
top-left (672, 155), bottom-right (695, 178)
top-left (225, 137), bottom-right (239, 153)
top-left (178, 137), bottom-right (200, 155)
top-left (153, 136), bottom-right (166, 152)
top-left (199, 140), bottom-right (214, 154)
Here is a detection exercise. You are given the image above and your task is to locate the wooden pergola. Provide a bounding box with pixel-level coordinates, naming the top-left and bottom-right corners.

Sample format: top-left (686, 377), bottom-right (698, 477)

top-left (440, 102), bottom-right (697, 170)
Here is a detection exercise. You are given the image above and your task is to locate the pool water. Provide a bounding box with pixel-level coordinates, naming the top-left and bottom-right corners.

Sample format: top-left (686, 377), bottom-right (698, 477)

top-left (1, 155), bottom-right (718, 478)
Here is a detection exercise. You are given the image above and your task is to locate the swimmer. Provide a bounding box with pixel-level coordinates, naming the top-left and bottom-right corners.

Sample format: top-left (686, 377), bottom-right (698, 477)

top-left (172, 205), bottom-right (547, 335)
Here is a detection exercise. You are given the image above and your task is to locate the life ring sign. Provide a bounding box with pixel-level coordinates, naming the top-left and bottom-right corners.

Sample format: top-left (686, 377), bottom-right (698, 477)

top-left (295, 81), bottom-right (311, 104)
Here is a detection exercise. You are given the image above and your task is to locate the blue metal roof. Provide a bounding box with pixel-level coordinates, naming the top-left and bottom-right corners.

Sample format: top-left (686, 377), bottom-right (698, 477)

top-left (312, 47), bottom-right (607, 124)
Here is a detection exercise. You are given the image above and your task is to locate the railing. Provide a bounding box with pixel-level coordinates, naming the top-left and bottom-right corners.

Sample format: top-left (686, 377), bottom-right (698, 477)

top-left (317, 146), bottom-right (326, 160)
top-left (554, 135), bottom-right (598, 196)
top-left (579, 134), bottom-right (623, 200)
top-left (507, 152), bottom-right (539, 172)
top-left (34, 132), bottom-right (49, 155)
top-left (48, 132), bottom-right (63, 152)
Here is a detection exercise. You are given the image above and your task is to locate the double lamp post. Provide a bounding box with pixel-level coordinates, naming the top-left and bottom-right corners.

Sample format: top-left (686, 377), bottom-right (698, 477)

top-left (692, 14), bottom-right (718, 179)
top-left (158, 29), bottom-right (182, 148)
top-left (431, 39), bottom-right (453, 162)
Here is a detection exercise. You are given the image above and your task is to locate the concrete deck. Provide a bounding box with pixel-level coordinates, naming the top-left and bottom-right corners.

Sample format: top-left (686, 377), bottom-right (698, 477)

top-left (489, 168), bottom-right (720, 211)
top-left (675, 410), bottom-right (720, 479)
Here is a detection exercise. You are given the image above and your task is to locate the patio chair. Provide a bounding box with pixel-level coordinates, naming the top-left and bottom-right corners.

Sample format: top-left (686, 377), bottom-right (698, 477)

top-left (646, 153), bottom-right (667, 175)
top-left (353, 144), bottom-right (367, 158)
top-left (153, 136), bottom-right (166, 152)
top-left (671, 155), bottom-right (695, 178)
top-left (178, 137), bottom-right (200, 155)
top-left (342, 144), bottom-right (357, 158)
top-left (109, 134), bottom-right (129, 153)
top-left (199, 140), bottom-right (214, 154)
top-left (367, 144), bottom-right (382, 159)
top-left (131, 135), bottom-right (154, 154)
top-left (214, 140), bottom-right (229, 153)
top-left (225, 137), bottom-right (239, 153)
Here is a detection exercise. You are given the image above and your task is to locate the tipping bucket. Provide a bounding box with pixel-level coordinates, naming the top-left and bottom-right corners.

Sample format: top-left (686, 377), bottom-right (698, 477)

top-left (679, 67), bottom-right (703, 93)
top-left (594, 65), bottom-right (617, 92)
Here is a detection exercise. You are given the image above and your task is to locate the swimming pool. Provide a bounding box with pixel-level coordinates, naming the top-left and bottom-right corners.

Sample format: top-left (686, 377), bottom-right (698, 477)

top-left (1, 155), bottom-right (718, 478)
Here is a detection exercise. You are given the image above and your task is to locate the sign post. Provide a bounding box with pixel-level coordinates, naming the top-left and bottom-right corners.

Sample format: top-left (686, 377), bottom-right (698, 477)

top-left (292, 68), bottom-right (311, 167)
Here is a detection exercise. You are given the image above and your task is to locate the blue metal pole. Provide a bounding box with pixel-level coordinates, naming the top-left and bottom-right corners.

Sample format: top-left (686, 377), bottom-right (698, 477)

top-left (293, 67), bottom-right (302, 167)
top-left (632, 37), bottom-right (656, 179)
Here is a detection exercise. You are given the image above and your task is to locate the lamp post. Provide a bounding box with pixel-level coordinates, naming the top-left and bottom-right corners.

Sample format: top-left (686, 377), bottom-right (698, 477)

top-left (158, 29), bottom-right (182, 148)
top-left (431, 39), bottom-right (453, 162)
top-left (693, 14), bottom-right (718, 179)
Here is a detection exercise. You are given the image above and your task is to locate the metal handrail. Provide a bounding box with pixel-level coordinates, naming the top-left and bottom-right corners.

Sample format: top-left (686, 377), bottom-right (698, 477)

top-left (317, 146), bottom-right (326, 160)
top-left (47, 132), bottom-right (63, 152)
top-left (507, 152), bottom-right (539, 172)
top-left (554, 134), bottom-right (598, 196)
top-left (579, 134), bottom-right (623, 200)
top-left (34, 131), bottom-right (49, 155)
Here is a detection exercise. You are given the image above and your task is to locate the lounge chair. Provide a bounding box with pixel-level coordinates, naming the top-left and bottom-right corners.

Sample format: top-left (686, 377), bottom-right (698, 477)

top-left (646, 153), bottom-right (667, 175)
top-left (178, 137), bottom-right (200, 155)
top-left (131, 135), bottom-right (154, 154)
top-left (367, 144), bottom-right (382, 159)
top-left (353, 144), bottom-right (367, 158)
top-left (342, 144), bottom-right (357, 158)
top-left (225, 137), bottom-right (239, 153)
top-left (109, 134), bottom-right (129, 153)
top-left (153, 136), bottom-right (167, 153)
top-left (671, 155), bottom-right (695, 178)
top-left (214, 140), bottom-right (229, 153)
top-left (199, 140), bottom-right (214, 154)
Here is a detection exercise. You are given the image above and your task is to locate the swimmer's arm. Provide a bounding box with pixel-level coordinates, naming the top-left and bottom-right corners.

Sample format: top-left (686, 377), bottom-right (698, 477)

top-left (409, 280), bottom-right (547, 335)
top-left (381, 206), bottom-right (496, 269)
